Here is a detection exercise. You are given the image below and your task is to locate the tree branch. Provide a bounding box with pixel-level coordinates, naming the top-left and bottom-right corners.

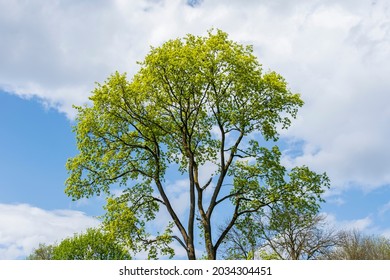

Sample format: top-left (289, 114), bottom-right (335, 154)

top-left (201, 177), bottom-right (213, 190)
top-left (172, 235), bottom-right (189, 252)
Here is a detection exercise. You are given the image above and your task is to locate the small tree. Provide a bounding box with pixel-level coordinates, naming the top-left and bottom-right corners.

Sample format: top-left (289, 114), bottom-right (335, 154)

top-left (52, 228), bottom-right (132, 260)
top-left (26, 243), bottom-right (55, 260)
top-left (322, 230), bottom-right (390, 260)
top-left (26, 228), bottom-right (132, 260)
top-left (65, 29), bottom-right (328, 259)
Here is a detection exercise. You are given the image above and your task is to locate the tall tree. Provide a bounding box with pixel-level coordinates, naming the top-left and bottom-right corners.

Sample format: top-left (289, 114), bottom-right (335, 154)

top-left (65, 29), bottom-right (328, 259)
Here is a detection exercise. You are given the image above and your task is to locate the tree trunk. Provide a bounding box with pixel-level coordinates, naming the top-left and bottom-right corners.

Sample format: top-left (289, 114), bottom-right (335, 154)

top-left (203, 219), bottom-right (217, 260)
top-left (187, 243), bottom-right (196, 260)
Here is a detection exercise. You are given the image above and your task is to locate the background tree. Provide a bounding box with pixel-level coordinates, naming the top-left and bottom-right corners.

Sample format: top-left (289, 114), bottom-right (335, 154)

top-left (26, 243), bottom-right (55, 260)
top-left (51, 228), bottom-right (132, 260)
top-left (222, 180), bottom-right (335, 260)
top-left (65, 29), bottom-right (329, 259)
top-left (220, 225), bottom-right (258, 260)
top-left (321, 229), bottom-right (390, 260)
top-left (257, 212), bottom-right (337, 260)
top-left (26, 228), bottom-right (131, 260)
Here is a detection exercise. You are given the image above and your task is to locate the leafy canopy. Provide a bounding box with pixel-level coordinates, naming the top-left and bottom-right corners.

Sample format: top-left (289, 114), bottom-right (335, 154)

top-left (65, 29), bottom-right (328, 259)
top-left (26, 228), bottom-right (132, 260)
top-left (52, 228), bottom-right (132, 260)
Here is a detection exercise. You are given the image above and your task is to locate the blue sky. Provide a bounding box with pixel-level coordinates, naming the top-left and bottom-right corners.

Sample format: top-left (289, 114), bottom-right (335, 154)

top-left (1, 0), bottom-right (390, 259)
top-left (0, 92), bottom-right (105, 215)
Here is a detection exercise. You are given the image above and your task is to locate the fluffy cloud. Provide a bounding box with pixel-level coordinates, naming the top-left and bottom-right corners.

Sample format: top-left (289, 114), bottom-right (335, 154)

top-left (325, 213), bottom-right (373, 232)
top-left (1, 0), bottom-right (389, 191)
top-left (0, 0), bottom-right (208, 118)
top-left (279, 1), bottom-right (390, 192)
top-left (0, 204), bottom-right (99, 259)
top-left (325, 211), bottom-right (390, 238)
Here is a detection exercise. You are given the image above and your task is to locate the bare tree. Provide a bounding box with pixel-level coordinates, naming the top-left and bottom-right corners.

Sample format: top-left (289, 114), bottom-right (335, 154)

top-left (222, 208), bottom-right (338, 260)
top-left (258, 213), bottom-right (338, 260)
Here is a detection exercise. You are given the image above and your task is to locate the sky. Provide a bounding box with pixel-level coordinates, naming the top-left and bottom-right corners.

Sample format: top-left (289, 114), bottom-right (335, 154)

top-left (1, 0), bottom-right (390, 259)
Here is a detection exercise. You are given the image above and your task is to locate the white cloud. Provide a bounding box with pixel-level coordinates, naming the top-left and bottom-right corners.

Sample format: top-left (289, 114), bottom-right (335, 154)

top-left (343, 217), bottom-right (373, 232)
top-left (0, 203), bottom-right (99, 259)
top-left (324, 213), bottom-right (373, 232)
top-left (0, 0), bottom-right (211, 118)
top-left (273, 1), bottom-right (390, 192)
top-left (327, 197), bottom-right (346, 206)
top-left (324, 211), bottom-right (390, 240)
top-left (379, 201), bottom-right (390, 217)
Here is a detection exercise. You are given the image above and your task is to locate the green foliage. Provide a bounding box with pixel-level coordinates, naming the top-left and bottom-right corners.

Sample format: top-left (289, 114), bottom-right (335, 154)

top-left (65, 29), bottom-right (326, 259)
top-left (258, 250), bottom-right (281, 260)
top-left (52, 228), bottom-right (132, 260)
top-left (222, 177), bottom-right (331, 260)
top-left (224, 152), bottom-right (330, 259)
top-left (102, 195), bottom-right (174, 259)
top-left (229, 146), bottom-right (329, 216)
